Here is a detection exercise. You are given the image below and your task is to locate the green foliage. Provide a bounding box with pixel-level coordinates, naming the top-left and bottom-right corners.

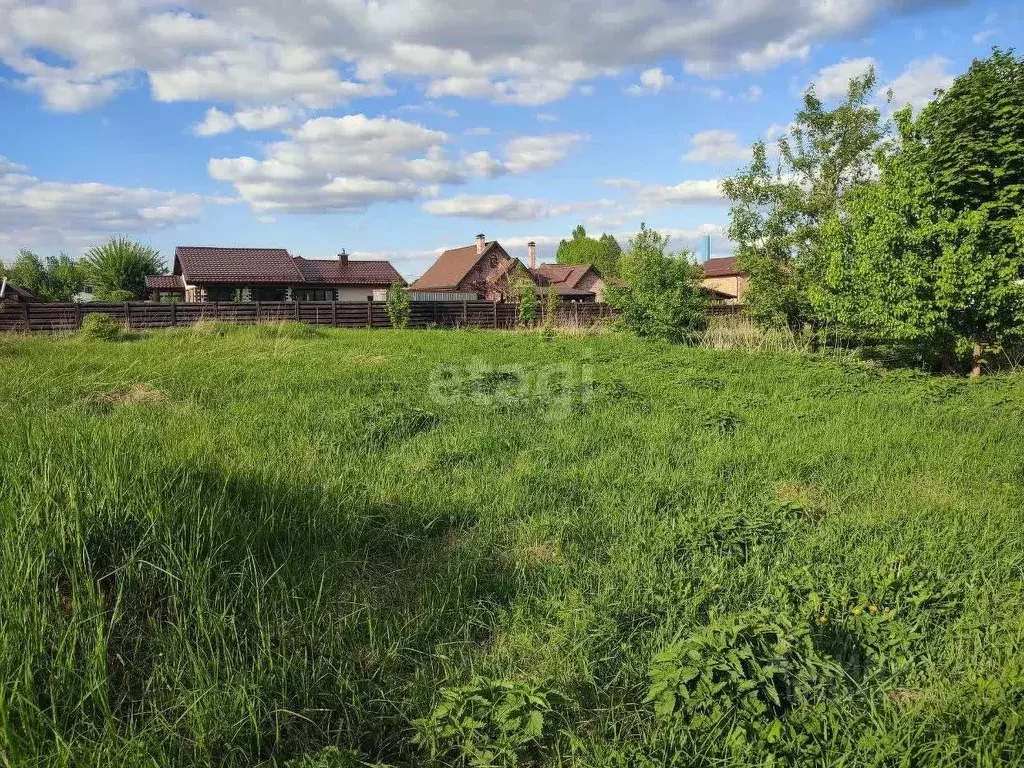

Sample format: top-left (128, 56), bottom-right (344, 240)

top-left (285, 746), bottom-right (368, 768)
top-left (542, 285), bottom-right (561, 330)
top-left (820, 49), bottom-right (1024, 376)
top-left (0, 249), bottom-right (85, 301)
top-left (82, 236), bottom-right (164, 300)
top-left (79, 313), bottom-right (125, 341)
top-left (646, 609), bottom-right (831, 747)
top-left (723, 68), bottom-right (887, 328)
top-left (555, 225), bottom-right (622, 278)
top-left (385, 282), bottom-right (411, 329)
top-left (604, 222), bottom-right (708, 342)
top-left (412, 677), bottom-right (555, 767)
top-left (510, 269), bottom-right (538, 325)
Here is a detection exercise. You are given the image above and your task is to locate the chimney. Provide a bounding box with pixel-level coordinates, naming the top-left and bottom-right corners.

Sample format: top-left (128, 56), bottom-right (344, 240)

top-left (476, 233), bottom-right (486, 254)
top-left (527, 241), bottom-right (536, 269)
top-left (338, 249), bottom-right (349, 266)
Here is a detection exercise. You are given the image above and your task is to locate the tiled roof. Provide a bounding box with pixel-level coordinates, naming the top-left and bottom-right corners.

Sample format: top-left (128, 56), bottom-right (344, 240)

top-left (175, 247), bottom-right (303, 284)
top-left (532, 263), bottom-right (595, 288)
top-left (701, 256), bottom-right (743, 277)
top-left (145, 274), bottom-right (185, 290)
top-left (410, 242), bottom-right (494, 290)
top-left (293, 257), bottom-right (404, 286)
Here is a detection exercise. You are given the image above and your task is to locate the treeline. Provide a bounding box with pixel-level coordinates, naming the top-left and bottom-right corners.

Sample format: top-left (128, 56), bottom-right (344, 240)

top-left (1, 236), bottom-right (163, 301)
top-left (723, 48), bottom-right (1024, 377)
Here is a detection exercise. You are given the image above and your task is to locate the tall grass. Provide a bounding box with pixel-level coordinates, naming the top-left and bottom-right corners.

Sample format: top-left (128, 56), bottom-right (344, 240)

top-left (1, 326), bottom-right (1022, 766)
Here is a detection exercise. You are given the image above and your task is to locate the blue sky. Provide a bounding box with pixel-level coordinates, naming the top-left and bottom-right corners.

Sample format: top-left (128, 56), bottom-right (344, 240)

top-left (0, 0), bottom-right (1019, 280)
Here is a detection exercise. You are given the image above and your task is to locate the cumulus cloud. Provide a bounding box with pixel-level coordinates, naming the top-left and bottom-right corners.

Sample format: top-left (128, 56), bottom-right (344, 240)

top-left (462, 134), bottom-right (586, 178)
top-left (0, 0), bottom-right (949, 111)
top-left (812, 57), bottom-right (877, 99)
top-left (882, 56), bottom-right (955, 111)
top-left (742, 85), bottom-right (764, 102)
top-left (682, 130), bottom-right (752, 163)
top-left (423, 195), bottom-right (608, 221)
top-left (636, 179), bottom-right (727, 206)
top-left (625, 67), bottom-right (675, 96)
top-left (0, 155), bottom-right (203, 249)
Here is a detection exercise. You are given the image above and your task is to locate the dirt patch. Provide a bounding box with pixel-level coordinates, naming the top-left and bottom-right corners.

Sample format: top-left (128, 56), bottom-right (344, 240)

top-left (776, 482), bottom-right (826, 518)
top-left (82, 383), bottom-right (169, 414)
top-left (510, 541), bottom-right (562, 567)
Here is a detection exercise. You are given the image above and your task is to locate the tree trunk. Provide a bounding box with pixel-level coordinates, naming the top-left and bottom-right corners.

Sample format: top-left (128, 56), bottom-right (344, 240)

top-left (970, 341), bottom-right (985, 380)
top-left (939, 349), bottom-right (956, 375)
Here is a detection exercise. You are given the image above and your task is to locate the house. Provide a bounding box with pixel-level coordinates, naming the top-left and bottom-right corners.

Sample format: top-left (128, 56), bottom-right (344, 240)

top-left (410, 234), bottom-right (535, 301)
top-left (700, 256), bottom-right (748, 303)
top-left (411, 234), bottom-right (618, 302)
top-left (0, 278), bottom-right (36, 302)
top-left (145, 247), bottom-right (404, 302)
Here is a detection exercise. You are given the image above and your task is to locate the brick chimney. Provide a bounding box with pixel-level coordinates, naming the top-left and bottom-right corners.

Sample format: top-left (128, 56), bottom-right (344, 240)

top-left (527, 241), bottom-right (536, 269)
top-left (338, 249), bottom-right (348, 266)
top-left (476, 233), bottom-right (486, 254)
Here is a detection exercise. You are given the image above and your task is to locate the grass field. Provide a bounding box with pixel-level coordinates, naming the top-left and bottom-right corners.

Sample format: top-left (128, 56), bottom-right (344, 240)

top-left (1, 323), bottom-right (1023, 767)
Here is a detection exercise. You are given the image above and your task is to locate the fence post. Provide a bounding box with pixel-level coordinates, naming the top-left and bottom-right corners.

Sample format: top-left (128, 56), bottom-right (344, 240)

top-left (295, 301), bottom-right (300, 321)
top-left (214, 302), bottom-right (219, 319)
top-left (75, 302), bottom-right (83, 330)
top-left (462, 300), bottom-right (467, 326)
top-left (366, 299), bottom-right (372, 327)
top-left (255, 301), bottom-right (261, 323)
top-left (23, 301), bottom-right (30, 331)
top-left (170, 301), bottom-right (177, 327)
top-left (493, 300), bottom-right (498, 329)
top-left (124, 301), bottom-right (131, 330)
top-left (332, 301), bottom-right (337, 327)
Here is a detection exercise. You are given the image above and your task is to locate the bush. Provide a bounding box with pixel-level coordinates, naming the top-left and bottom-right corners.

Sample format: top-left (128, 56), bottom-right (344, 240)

top-left (605, 223), bottom-right (708, 343)
top-left (79, 313), bottom-right (126, 342)
top-left (385, 282), bottom-right (410, 329)
top-left (105, 289), bottom-right (135, 301)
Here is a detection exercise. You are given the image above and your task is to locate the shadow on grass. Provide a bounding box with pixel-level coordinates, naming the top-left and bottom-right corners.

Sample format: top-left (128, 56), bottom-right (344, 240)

top-left (37, 462), bottom-right (514, 766)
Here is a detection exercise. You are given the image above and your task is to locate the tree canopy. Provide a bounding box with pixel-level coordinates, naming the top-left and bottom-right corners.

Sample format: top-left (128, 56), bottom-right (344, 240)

top-left (555, 225), bottom-right (623, 278)
top-left (82, 237), bottom-right (164, 300)
top-left (0, 250), bottom-right (85, 301)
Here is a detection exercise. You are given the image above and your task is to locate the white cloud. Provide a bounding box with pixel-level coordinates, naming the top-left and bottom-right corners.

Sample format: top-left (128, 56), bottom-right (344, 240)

top-left (423, 195), bottom-right (607, 221)
top-left (636, 179), bottom-right (727, 206)
top-left (193, 106), bottom-right (237, 136)
top-left (682, 130), bottom-right (751, 163)
top-left (465, 126), bottom-right (494, 136)
top-left (813, 57), bottom-right (877, 99)
top-left (600, 178), bottom-right (643, 190)
top-left (536, 113), bottom-right (558, 123)
top-left (0, 155), bottom-right (202, 249)
top-left (625, 67), bottom-right (674, 96)
top-left (462, 133), bottom-right (587, 178)
top-left (882, 56), bottom-right (954, 111)
top-left (972, 29), bottom-right (994, 45)
top-left (0, 0), bottom-right (949, 112)
top-left (742, 85), bottom-right (763, 102)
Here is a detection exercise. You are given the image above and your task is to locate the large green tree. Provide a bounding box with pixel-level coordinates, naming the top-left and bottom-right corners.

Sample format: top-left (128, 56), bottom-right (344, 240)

top-left (555, 225), bottom-right (622, 277)
top-left (604, 223), bottom-right (708, 343)
top-left (0, 250), bottom-right (85, 301)
top-left (821, 49), bottom-right (1024, 377)
top-left (83, 236), bottom-right (164, 300)
top-left (722, 68), bottom-right (887, 328)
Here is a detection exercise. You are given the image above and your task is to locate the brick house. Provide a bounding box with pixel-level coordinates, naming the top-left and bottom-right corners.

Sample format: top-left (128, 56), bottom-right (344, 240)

top-left (412, 234), bottom-right (619, 302)
top-left (700, 256), bottom-right (749, 303)
top-left (145, 247), bottom-right (404, 302)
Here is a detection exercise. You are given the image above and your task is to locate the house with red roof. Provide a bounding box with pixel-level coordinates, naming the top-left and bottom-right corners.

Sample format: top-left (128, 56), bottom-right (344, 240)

top-left (411, 233), bottom-right (619, 302)
top-left (700, 256), bottom-right (748, 303)
top-left (145, 247), bottom-right (404, 302)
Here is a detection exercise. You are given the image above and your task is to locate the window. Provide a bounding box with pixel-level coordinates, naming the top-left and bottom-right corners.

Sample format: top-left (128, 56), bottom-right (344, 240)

top-left (251, 287), bottom-right (287, 301)
top-left (207, 286), bottom-right (241, 302)
top-left (291, 288), bottom-right (336, 301)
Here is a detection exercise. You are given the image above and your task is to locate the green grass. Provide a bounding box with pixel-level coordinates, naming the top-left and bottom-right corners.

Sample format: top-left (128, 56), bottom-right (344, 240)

top-left (1, 324), bottom-right (1023, 767)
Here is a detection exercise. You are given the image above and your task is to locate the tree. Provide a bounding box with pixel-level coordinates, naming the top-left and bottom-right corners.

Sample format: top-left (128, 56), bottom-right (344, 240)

top-left (542, 284), bottom-right (561, 330)
top-left (385, 281), bottom-right (411, 329)
top-left (821, 49), bottom-right (1024, 378)
top-left (83, 237), bottom-right (164, 300)
top-left (0, 250), bottom-right (84, 301)
top-left (510, 270), bottom-right (538, 325)
top-left (722, 68), bottom-right (887, 328)
top-left (604, 223), bottom-right (708, 343)
top-left (555, 225), bottom-right (622, 277)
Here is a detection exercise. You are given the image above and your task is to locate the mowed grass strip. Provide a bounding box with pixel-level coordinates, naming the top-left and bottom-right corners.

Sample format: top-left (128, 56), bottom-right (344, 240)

top-left (1, 325), bottom-right (1022, 767)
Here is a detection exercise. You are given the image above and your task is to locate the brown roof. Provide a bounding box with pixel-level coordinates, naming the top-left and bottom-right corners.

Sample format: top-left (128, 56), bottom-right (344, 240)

top-left (0, 281), bottom-right (36, 300)
top-left (411, 242), bottom-right (496, 290)
top-left (293, 257), bottom-right (404, 286)
top-left (145, 274), bottom-right (186, 291)
top-left (175, 247), bottom-right (303, 284)
top-left (701, 256), bottom-right (743, 277)
top-left (532, 263), bottom-right (597, 289)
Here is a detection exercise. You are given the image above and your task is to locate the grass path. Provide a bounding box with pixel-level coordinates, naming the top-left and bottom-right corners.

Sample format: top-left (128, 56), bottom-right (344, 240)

top-left (1, 325), bottom-right (1022, 766)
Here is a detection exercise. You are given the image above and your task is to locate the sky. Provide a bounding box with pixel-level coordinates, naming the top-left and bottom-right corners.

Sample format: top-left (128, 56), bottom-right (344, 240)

top-left (0, 0), bottom-right (1019, 281)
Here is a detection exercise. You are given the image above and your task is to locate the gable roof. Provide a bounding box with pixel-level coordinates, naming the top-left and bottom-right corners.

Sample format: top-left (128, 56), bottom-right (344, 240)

top-left (701, 256), bottom-right (744, 278)
top-left (411, 241), bottom-right (510, 290)
top-left (293, 257), bottom-right (405, 286)
top-left (0, 280), bottom-right (35, 301)
top-left (532, 263), bottom-right (596, 289)
top-left (175, 247), bottom-right (303, 284)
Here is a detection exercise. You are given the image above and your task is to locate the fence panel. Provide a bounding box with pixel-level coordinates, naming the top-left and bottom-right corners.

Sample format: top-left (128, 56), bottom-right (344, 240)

top-left (0, 299), bottom-right (639, 334)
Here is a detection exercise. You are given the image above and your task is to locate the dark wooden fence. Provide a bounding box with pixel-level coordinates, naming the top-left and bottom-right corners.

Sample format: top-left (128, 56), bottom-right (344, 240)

top-left (0, 300), bottom-right (616, 334)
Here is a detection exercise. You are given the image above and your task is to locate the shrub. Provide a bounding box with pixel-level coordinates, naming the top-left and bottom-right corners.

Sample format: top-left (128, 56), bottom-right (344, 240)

top-left (105, 289), bottom-right (135, 301)
top-left (79, 313), bottom-right (125, 342)
top-left (385, 282), bottom-right (410, 329)
top-left (542, 286), bottom-right (561, 331)
top-left (412, 677), bottom-right (557, 767)
top-left (83, 236), bottom-right (163, 300)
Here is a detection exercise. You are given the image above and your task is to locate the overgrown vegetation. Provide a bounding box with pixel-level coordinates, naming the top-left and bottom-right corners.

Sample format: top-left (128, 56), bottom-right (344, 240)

top-left (385, 281), bottom-right (411, 329)
top-left (0, 249), bottom-right (85, 301)
top-left (555, 225), bottom-right (622, 278)
top-left (2, 326), bottom-right (1022, 766)
top-left (82, 236), bottom-right (165, 300)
